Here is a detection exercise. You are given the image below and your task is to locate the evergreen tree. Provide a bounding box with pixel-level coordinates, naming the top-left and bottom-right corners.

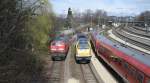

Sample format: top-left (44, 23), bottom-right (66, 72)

top-left (66, 8), bottom-right (73, 28)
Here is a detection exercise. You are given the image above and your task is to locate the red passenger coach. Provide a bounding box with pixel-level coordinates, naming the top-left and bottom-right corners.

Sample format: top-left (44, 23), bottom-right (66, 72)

top-left (91, 32), bottom-right (150, 83)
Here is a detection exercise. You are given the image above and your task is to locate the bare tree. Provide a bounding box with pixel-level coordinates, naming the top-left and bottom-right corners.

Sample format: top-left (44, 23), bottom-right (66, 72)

top-left (93, 9), bottom-right (107, 25)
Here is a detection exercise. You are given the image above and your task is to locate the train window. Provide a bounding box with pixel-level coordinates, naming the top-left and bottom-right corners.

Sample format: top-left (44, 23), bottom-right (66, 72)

top-left (121, 60), bottom-right (124, 66)
top-left (110, 54), bottom-right (121, 62)
top-left (123, 62), bottom-right (128, 69)
top-left (103, 47), bottom-right (111, 55)
top-left (128, 66), bottom-right (136, 77)
top-left (136, 72), bottom-right (144, 83)
top-left (97, 47), bottom-right (101, 53)
top-left (98, 46), bottom-right (105, 53)
top-left (101, 47), bottom-right (105, 52)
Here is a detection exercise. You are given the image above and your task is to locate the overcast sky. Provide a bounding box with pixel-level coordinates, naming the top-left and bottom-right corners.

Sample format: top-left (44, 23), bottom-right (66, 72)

top-left (50, 0), bottom-right (150, 16)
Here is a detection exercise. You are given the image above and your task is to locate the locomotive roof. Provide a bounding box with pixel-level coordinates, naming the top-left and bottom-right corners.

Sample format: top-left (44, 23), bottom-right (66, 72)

top-left (96, 34), bottom-right (150, 67)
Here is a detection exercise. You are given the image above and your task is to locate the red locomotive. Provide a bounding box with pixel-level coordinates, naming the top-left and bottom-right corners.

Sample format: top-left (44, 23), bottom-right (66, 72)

top-left (90, 32), bottom-right (150, 83)
top-left (49, 35), bottom-right (70, 61)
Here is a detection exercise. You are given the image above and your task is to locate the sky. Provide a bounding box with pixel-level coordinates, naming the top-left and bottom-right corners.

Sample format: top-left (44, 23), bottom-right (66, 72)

top-left (50, 0), bottom-right (150, 16)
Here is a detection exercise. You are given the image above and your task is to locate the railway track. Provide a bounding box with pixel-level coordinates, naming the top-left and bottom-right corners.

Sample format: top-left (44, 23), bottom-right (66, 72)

top-left (65, 40), bottom-right (100, 83)
top-left (80, 64), bottom-right (99, 83)
top-left (112, 28), bottom-right (150, 51)
top-left (123, 26), bottom-right (150, 38)
top-left (118, 29), bottom-right (150, 46)
top-left (133, 26), bottom-right (150, 32)
top-left (47, 33), bottom-right (121, 83)
top-left (49, 61), bottom-right (65, 83)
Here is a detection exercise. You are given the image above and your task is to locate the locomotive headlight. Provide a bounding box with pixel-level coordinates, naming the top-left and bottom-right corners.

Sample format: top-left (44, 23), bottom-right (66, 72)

top-left (76, 49), bottom-right (81, 57)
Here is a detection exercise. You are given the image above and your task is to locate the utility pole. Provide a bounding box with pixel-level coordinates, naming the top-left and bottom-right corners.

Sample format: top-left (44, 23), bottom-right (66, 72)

top-left (126, 16), bottom-right (128, 28)
top-left (90, 15), bottom-right (93, 28)
top-left (98, 15), bottom-right (100, 28)
top-left (144, 13), bottom-right (147, 33)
